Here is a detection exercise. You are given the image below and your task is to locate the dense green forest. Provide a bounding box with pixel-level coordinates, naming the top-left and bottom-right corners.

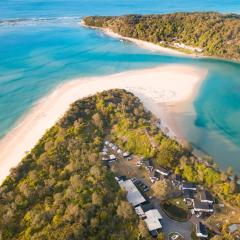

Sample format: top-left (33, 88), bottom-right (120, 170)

top-left (0, 89), bottom-right (239, 239)
top-left (84, 12), bottom-right (240, 61)
top-left (0, 90), bottom-right (144, 240)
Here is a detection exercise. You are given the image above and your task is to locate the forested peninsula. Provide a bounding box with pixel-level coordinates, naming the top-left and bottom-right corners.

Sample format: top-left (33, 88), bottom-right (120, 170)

top-left (83, 13), bottom-right (240, 61)
top-left (0, 89), bottom-right (239, 239)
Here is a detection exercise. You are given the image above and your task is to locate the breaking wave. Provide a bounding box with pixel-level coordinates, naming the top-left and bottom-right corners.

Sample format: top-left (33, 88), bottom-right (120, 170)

top-left (0, 17), bottom-right (82, 27)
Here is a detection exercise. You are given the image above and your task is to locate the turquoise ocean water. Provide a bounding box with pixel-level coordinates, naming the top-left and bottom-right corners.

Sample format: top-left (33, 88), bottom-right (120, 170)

top-left (0, 0), bottom-right (240, 172)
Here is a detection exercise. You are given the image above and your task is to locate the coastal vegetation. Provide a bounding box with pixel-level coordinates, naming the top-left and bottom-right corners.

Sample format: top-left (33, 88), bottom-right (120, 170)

top-left (0, 90), bottom-right (143, 240)
top-left (162, 197), bottom-right (189, 221)
top-left (83, 12), bottom-right (240, 61)
top-left (0, 89), bottom-right (239, 239)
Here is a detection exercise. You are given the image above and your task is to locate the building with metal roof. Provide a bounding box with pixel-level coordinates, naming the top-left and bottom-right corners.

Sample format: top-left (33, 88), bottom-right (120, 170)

top-left (193, 200), bottom-right (214, 213)
top-left (199, 190), bottom-right (214, 204)
top-left (119, 179), bottom-right (146, 207)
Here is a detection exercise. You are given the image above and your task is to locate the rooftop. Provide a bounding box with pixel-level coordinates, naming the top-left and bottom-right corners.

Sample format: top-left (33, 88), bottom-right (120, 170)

top-left (144, 217), bottom-right (162, 231)
top-left (196, 222), bottom-right (208, 236)
top-left (145, 209), bottom-right (162, 220)
top-left (153, 170), bottom-right (161, 179)
top-left (194, 200), bottom-right (213, 211)
top-left (228, 224), bottom-right (240, 233)
top-left (182, 182), bottom-right (196, 190)
top-left (156, 167), bottom-right (170, 175)
top-left (144, 159), bottom-right (153, 167)
top-left (170, 174), bottom-right (182, 182)
top-left (135, 203), bottom-right (154, 217)
top-left (140, 203), bottom-right (154, 212)
top-left (199, 190), bottom-right (214, 202)
top-left (183, 189), bottom-right (194, 199)
top-left (119, 179), bottom-right (146, 207)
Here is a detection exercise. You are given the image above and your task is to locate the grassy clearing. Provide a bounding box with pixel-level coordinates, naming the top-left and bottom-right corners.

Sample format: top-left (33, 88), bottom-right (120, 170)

top-left (162, 197), bottom-right (190, 221)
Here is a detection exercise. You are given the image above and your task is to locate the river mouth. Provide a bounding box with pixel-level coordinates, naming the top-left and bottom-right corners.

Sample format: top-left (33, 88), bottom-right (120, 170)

top-left (0, 12), bottom-right (240, 174)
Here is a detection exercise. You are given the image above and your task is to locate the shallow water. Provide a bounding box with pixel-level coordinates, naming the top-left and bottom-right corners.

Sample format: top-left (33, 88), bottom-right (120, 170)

top-left (0, 0), bottom-right (240, 172)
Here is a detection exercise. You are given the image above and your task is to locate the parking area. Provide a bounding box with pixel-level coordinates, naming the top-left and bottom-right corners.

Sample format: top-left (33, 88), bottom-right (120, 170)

top-left (168, 232), bottom-right (184, 240)
top-left (101, 140), bottom-right (193, 239)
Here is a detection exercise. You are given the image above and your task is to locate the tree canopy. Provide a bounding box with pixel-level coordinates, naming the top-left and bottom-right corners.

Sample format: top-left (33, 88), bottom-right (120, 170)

top-left (0, 89), bottom-right (239, 239)
top-left (84, 12), bottom-right (240, 61)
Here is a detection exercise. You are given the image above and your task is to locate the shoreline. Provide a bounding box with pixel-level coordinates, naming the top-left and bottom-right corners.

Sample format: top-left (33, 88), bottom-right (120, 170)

top-left (80, 20), bottom-right (194, 57)
top-left (0, 64), bottom-right (207, 184)
top-left (156, 70), bottom-right (206, 147)
top-left (81, 20), bottom-right (240, 64)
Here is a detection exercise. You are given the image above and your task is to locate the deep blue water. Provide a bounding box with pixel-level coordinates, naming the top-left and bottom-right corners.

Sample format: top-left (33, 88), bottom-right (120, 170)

top-left (1, 0), bottom-right (240, 19)
top-left (0, 0), bottom-right (240, 172)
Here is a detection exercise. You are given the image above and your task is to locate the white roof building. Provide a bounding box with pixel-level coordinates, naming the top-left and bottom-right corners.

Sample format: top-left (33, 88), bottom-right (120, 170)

top-left (145, 209), bottom-right (162, 220)
top-left (144, 209), bottom-right (162, 232)
top-left (144, 217), bottom-right (162, 231)
top-left (228, 224), bottom-right (240, 233)
top-left (119, 180), bottom-right (146, 206)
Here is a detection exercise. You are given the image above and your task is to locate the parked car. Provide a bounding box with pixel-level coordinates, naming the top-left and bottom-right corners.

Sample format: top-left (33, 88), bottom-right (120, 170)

top-left (103, 147), bottom-right (108, 152)
top-left (118, 176), bottom-right (127, 181)
top-left (150, 176), bottom-right (157, 183)
top-left (131, 177), bottom-right (137, 183)
top-left (137, 160), bottom-right (143, 167)
top-left (143, 186), bottom-right (149, 192)
top-left (138, 182), bottom-right (145, 188)
top-left (117, 149), bottom-right (123, 154)
top-left (112, 145), bottom-right (117, 151)
top-left (135, 180), bottom-right (141, 185)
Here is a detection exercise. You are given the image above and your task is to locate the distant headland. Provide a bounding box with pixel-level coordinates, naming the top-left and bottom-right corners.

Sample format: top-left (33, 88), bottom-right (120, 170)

top-left (83, 12), bottom-right (240, 61)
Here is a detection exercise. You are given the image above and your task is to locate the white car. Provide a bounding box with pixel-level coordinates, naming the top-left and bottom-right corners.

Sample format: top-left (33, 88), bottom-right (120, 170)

top-left (103, 147), bottom-right (108, 152)
top-left (109, 154), bottom-right (117, 160)
top-left (117, 149), bottom-right (123, 154)
top-left (112, 145), bottom-right (117, 151)
top-left (137, 160), bottom-right (143, 166)
top-left (123, 152), bottom-right (131, 157)
top-left (150, 177), bottom-right (157, 183)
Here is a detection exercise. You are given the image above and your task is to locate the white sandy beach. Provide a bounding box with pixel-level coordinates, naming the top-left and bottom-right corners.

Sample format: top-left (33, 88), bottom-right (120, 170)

top-left (0, 64), bottom-right (207, 184)
top-left (80, 20), bottom-right (192, 57)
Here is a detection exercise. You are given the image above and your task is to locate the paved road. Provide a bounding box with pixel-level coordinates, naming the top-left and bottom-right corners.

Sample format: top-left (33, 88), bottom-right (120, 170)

top-left (110, 152), bottom-right (193, 239)
top-left (151, 198), bottom-right (193, 239)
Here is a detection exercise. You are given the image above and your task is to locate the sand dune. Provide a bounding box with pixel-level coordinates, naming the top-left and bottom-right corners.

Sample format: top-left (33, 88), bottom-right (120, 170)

top-left (0, 64), bottom-right (207, 184)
